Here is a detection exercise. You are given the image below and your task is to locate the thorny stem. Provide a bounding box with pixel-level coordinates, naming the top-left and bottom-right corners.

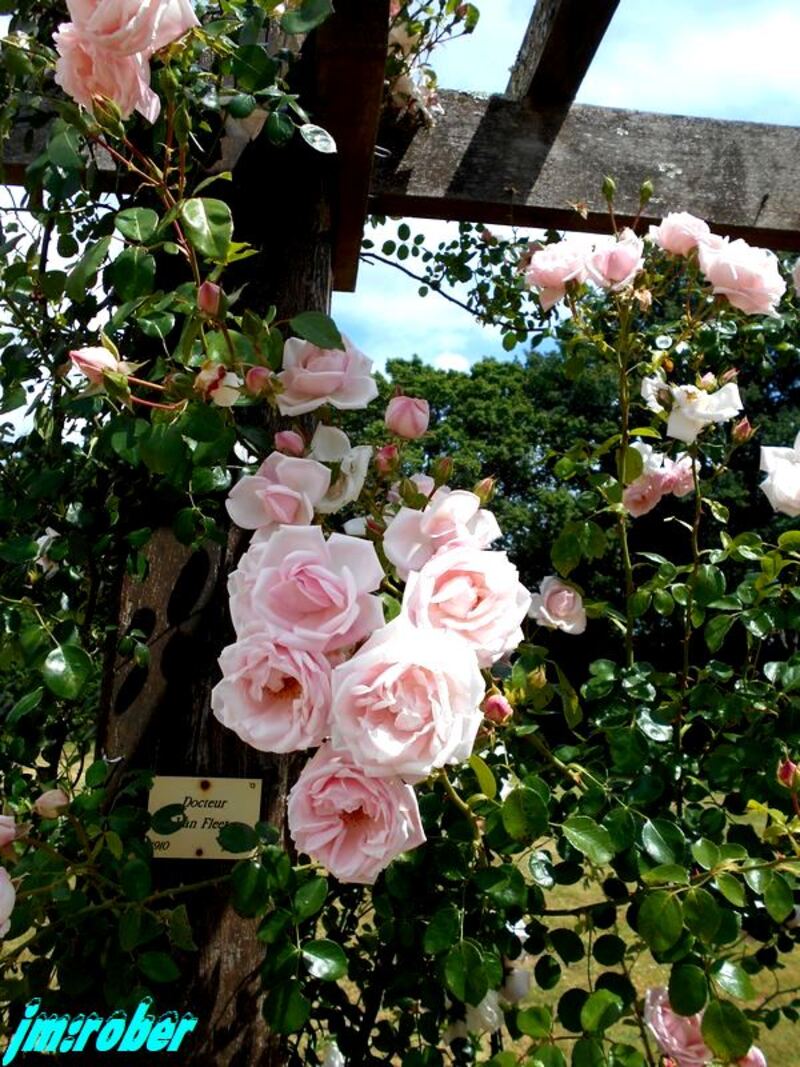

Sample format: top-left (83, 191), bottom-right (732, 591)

top-left (616, 303), bottom-right (636, 668)
top-left (437, 769), bottom-right (481, 842)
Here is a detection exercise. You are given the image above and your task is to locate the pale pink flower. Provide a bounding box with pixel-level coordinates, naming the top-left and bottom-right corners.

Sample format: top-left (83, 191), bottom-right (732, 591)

top-left (225, 452), bottom-right (331, 532)
top-left (34, 789), bottom-right (69, 818)
top-left (244, 366), bottom-right (272, 396)
top-left (644, 988), bottom-right (711, 1067)
top-left (65, 0), bottom-right (198, 57)
top-left (483, 693), bottom-right (513, 725)
top-left (375, 445), bottom-right (400, 475)
top-left (212, 634), bottom-right (332, 753)
top-left (524, 239), bottom-right (587, 310)
top-left (403, 545), bottom-right (531, 667)
top-left (383, 487), bottom-right (501, 581)
top-left (529, 576), bottom-right (586, 635)
top-left (663, 454), bottom-right (695, 497)
top-left (623, 472), bottom-right (666, 517)
top-left (760, 431), bottom-right (800, 517)
top-left (69, 346), bottom-right (128, 385)
top-left (54, 24), bottom-right (160, 121)
top-left (649, 212), bottom-right (711, 256)
top-left (287, 743), bottom-right (426, 884)
top-left (228, 525), bottom-right (384, 653)
top-left (274, 430), bottom-right (305, 456)
top-left (699, 237), bottom-right (786, 316)
top-left (194, 363), bottom-right (242, 407)
top-left (329, 618), bottom-right (484, 782)
top-left (387, 473), bottom-right (436, 505)
top-left (277, 336), bottom-right (377, 416)
top-left (0, 816), bottom-right (16, 848)
top-left (587, 228), bottom-right (644, 290)
top-left (0, 869), bottom-right (15, 938)
top-left (738, 1049), bottom-right (767, 1067)
top-left (309, 426), bottom-right (371, 515)
top-left (385, 395), bottom-right (430, 439)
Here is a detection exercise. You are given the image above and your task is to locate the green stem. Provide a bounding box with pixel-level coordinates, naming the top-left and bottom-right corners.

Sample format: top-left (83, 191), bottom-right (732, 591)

top-left (616, 305), bottom-right (636, 668)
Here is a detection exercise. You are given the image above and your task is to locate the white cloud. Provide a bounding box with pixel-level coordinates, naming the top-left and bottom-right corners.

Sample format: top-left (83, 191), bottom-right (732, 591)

top-left (433, 351), bottom-right (471, 373)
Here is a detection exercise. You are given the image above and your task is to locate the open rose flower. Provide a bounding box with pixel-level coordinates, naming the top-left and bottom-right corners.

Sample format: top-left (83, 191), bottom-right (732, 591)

top-left (642, 375), bottom-right (743, 445)
top-left (277, 336), bottom-right (377, 416)
top-left (383, 487), bottom-right (501, 581)
top-left (699, 236), bottom-right (786, 316)
top-left (529, 576), bottom-right (586, 635)
top-left (69, 346), bottom-right (130, 385)
top-left (225, 453), bottom-right (331, 533)
top-left (329, 618), bottom-right (484, 782)
top-left (0, 869), bottom-right (15, 938)
top-left (212, 634), bottom-right (332, 753)
top-left (644, 988), bottom-right (712, 1067)
top-left (229, 525), bottom-right (384, 653)
top-left (65, 0), bottom-right (198, 57)
top-left (54, 25), bottom-right (160, 121)
top-left (403, 545), bottom-right (531, 667)
top-left (287, 743), bottom-right (426, 884)
top-left (587, 228), bottom-right (644, 290)
top-left (649, 212), bottom-right (711, 256)
top-left (524, 238), bottom-right (587, 310)
top-left (623, 442), bottom-right (695, 516)
top-left (0, 816), bottom-right (16, 848)
top-left (309, 426), bottom-right (372, 515)
top-left (760, 431), bottom-right (800, 516)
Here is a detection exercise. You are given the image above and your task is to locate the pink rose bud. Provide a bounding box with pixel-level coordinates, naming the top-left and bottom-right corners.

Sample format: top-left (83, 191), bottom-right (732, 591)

top-left (244, 366), bottom-right (273, 397)
top-left (698, 372), bottom-right (717, 390)
top-left (431, 456), bottom-right (453, 485)
top-left (483, 693), bottom-right (513, 725)
top-left (0, 816), bottom-right (16, 848)
top-left (719, 367), bottom-right (739, 385)
top-left (69, 346), bottom-right (124, 386)
top-left (34, 788), bottom-right (69, 819)
top-left (197, 281), bottom-right (223, 318)
top-left (778, 758), bottom-right (800, 790)
top-left (385, 395), bottom-right (430, 439)
top-left (474, 477), bottom-right (496, 505)
top-left (732, 417), bottom-right (754, 444)
top-left (375, 444), bottom-right (400, 475)
top-left (274, 430), bottom-right (305, 456)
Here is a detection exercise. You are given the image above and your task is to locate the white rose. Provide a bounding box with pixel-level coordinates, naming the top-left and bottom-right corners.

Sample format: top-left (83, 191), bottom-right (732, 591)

top-left (760, 431), bottom-right (800, 517)
top-left (310, 425), bottom-right (372, 515)
top-left (666, 382), bottom-right (743, 444)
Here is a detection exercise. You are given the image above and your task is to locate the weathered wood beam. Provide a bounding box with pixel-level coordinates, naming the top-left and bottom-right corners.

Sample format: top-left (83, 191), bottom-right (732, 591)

top-left (372, 92), bottom-right (800, 251)
top-left (506, 0), bottom-right (619, 106)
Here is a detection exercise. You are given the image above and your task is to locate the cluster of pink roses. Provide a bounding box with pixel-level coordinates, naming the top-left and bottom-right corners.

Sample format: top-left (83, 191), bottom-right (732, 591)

top-left (212, 336), bottom-right (532, 883)
top-left (645, 988), bottom-right (766, 1067)
top-left (53, 0), bottom-right (198, 122)
top-left (524, 210), bottom-right (787, 318)
top-left (622, 440), bottom-right (696, 518)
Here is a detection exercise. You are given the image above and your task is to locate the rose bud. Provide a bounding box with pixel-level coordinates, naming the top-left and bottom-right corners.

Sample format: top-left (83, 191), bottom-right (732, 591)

top-left (473, 477), bottom-right (496, 505)
top-left (0, 816), bottom-right (16, 848)
top-left (34, 788), bottom-right (69, 819)
top-left (483, 693), bottom-right (513, 725)
top-left (385, 395), bottom-right (430, 439)
top-left (245, 366), bottom-right (273, 396)
top-left (778, 758), bottom-right (800, 791)
top-left (69, 346), bottom-right (126, 386)
top-left (197, 281), bottom-right (224, 318)
top-left (732, 417), bottom-right (754, 444)
top-left (431, 456), bottom-right (453, 485)
top-left (698, 372), bottom-right (717, 390)
top-left (274, 430), bottom-right (305, 456)
top-left (375, 444), bottom-right (400, 476)
top-left (719, 367), bottom-right (739, 385)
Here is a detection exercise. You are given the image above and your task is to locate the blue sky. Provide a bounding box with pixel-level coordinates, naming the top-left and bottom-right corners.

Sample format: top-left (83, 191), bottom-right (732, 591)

top-left (333, 0), bottom-right (800, 373)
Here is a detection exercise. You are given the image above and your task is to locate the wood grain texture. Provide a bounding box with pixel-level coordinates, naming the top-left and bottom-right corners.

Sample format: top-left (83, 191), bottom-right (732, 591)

top-left (372, 93), bottom-right (800, 250)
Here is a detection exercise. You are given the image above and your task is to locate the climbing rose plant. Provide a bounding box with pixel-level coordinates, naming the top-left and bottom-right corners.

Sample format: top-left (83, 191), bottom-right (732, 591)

top-left (0, 3), bottom-right (799, 1066)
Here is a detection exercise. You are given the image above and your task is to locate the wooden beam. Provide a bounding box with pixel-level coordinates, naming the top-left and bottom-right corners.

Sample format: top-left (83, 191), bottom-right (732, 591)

top-left (371, 92), bottom-right (800, 251)
top-left (506, 0), bottom-right (619, 106)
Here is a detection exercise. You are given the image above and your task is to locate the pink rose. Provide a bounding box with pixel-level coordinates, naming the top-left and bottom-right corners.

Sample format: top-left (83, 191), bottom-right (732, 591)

top-left (529, 576), bottom-right (586, 635)
top-left (385, 395), bottom-right (430, 439)
top-left (66, 0), bottom-right (198, 57)
top-left (34, 788), bottom-right (69, 818)
top-left (644, 989), bottom-right (711, 1067)
top-left (0, 816), bottom-right (16, 848)
top-left (524, 239), bottom-right (587, 310)
top-left (777, 757), bottom-right (800, 790)
top-left (287, 743), bottom-right (426, 884)
top-left (54, 24), bottom-right (160, 121)
top-left (623, 472), bottom-right (667, 517)
top-left (225, 452), bottom-right (331, 532)
top-left (194, 363), bottom-right (242, 407)
top-left (739, 1048), bottom-right (767, 1067)
top-left (483, 693), bottom-right (513, 725)
top-left (387, 472), bottom-right (436, 505)
top-left (699, 237), bottom-right (786, 316)
top-left (212, 634), bottom-right (332, 753)
top-left (197, 281), bottom-right (223, 317)
top-left (274, 430), bottom-right (305, 456)
top-left (403, 545), bottom-right (531, 667)
top-left (649, 212), bottom-right (711, 256)
top-left (662, 454), bottom-right (695, 497)
top-left (0, 869), bottom-right (15, 938)
top-left (69, 345), bottom-right (127, 385)
top-left (329, 619), bottom-right (485, 781)
top-left (229, 525), bottom-right (385, 653)
top-left (375, 445), bottom-right (400, 475)
top-left (383, 487), bottom-right (501, 581)
top-left (244, 366), bottom-right (272, 397)
top-left (277, 336), bottom-right (378, 416)
top-left (587, 228), bottom-right (644, 290)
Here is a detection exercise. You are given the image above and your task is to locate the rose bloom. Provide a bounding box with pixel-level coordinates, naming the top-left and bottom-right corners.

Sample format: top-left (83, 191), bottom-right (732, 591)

top-left (644, 988), bottom-right (711, 1067)
top-left (529, 576), bottom-right (587, 635)
top-left (383, 487), bottom-right (501, 581)
top-left (648, 212), bottom-right (711, 256)
top-left (309, 426), bottom-right (372, 515)
top-left (287, 743), bottom-right (426, 885)
top-left (403, 545), bottom-right (531, 667)
top-left (69, 346), bottom-right (129, 385)
top-left (586, 228), bottom-right (644, 290)
top-left (760, 431), bottom-right (800, 516)
top-left (385, 395), bottom-right (430, 439)
top-left (194, 363), bottom-right (242, 407)
top-left (212, 634), bottom-right (332, 753)
top-left (34, 788), bottom-right (69, 818)
top-left (277, 336), bottom-right (378, 416)
top-left (329, 618), bottom-right (484, 782)
top-left (274, 430), bottom-right (305, 456)
top-left (623, 472), bottom-right (666, 518)
top-left (699, 236), bottom-right (786, 316)
top-left (244, 366), bottom-right (272, 397)
top-left (228, 525), bottom-right (384, 653)
top-left (66, 0), bottom-right (198, 57)
top-left (524, 238), bottom-right (587, 310)
top-left (666, 382), bottom-right (743, 444)
top-left (662, 454), bottom-right (695, 497)
top-left (54, 25), bottom-right (160, 121)
top-left (0, 869), bottom-right (15, 938)
top-left (465, 991), bottom-right (502, 1034)
top-left (225, 453), bottom-right (331, 533)
top-left (0, 816), bottom-right (16, 848)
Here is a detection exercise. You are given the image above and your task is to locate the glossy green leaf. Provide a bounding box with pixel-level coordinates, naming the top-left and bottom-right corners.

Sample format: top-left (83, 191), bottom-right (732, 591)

top-left (179, 198), bottom-right (233, 261)
top-left (562, 816), bottom-right (615, 865)
top-left (42, 645), bottom-right (93, 700)
top-left (301, 939), bottom-right (347, 981)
